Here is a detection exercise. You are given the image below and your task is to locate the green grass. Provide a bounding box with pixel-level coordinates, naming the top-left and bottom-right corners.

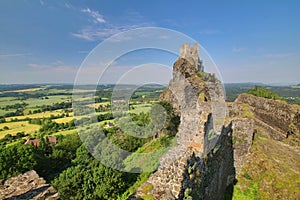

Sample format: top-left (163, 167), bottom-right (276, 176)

top-left (117, 173), bottom-right (152, 200)
top-left (139, 194), bottom-right (154, 200)
top-left (0, 94), bottom-right (71, 110)
top-left (24, 95), bottom-right (71, 107)
top-left (124, 136), bottom-right (177, 172)
top-left (232, 134), bottom-right (300, 199)
top-left (53, 129), bottom-right (77, 136)
top-left (130, 104), bottom-right (152, 114)
top-left (0, 97), bottom-right (18, 102)
top-left (0, 109), bottom-right (14, 116)
top-left (0, 97), bottom-right (20, 107)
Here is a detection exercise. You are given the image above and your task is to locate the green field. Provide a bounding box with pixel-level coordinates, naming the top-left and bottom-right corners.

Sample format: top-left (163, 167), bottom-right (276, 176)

top-left (53, 129), bottom-right (77, 136)
top-left (130, 104), bottom-right (152, 114)
top-left (0, 85), bottom-right (160, 142)
top-left (0, 95), bottom-right (70, 109)
top-left (0, 109), bottom-right (13, 116)
top-left (0, 97), bottom-right (20, 107)
top-left (5, 110), bottom-right (68, 121)
top-left (24, 95), bottom-right (71, 107)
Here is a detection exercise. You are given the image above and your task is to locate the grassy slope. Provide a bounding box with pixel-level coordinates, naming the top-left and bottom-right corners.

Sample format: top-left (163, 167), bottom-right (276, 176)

top-left (130, 104), bottom-right (152, 114)
top-left (0, 121), bottom-right (40, 139)
top-left (232, 133), bottom-right (300, 199)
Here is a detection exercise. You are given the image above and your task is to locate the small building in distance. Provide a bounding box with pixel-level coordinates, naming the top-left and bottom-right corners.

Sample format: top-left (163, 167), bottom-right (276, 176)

top-left (24, 139), bottom-right (40, 147)
top-left (24, 136), bottom-right (57, 147)
top-left (47, 136), bottom-right (57, 144)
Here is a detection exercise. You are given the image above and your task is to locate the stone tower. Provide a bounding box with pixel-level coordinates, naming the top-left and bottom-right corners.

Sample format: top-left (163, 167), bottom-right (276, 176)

top-left (179, 43), bottom-right (204, 73)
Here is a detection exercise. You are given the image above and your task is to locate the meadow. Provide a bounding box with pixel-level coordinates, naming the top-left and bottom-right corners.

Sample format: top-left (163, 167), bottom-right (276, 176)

top-left (0, 121), bottom-right (40, 139)
top-left (0, 84), bottom-right (159, 144)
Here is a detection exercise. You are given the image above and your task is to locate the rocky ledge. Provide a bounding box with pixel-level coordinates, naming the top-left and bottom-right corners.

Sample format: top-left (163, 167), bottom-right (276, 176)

top-left (0, 170), bottom-right (59, 200)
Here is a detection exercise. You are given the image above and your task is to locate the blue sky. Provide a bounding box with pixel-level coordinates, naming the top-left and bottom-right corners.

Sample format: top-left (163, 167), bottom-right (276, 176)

top-left (0, 0), bottom-right (299, 84)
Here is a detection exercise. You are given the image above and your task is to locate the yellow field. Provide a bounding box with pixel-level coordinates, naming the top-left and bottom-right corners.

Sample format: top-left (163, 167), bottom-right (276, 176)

top-left (53, 116), bottom-right (74, 123)
top-left (5, 110), bottom-right (74, 121)
top-left (0, 121), bottom-right (40, 139)
top-left (0, 87), bottom-right (44, 94)
top-left (88, 102), bottom-right (110, 108)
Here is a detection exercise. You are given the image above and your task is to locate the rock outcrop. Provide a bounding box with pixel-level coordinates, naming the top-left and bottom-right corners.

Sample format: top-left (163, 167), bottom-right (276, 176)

top-left (0, 170), bottom-right (60, 200)
top-left (235, 94), bottom-right (300, 143)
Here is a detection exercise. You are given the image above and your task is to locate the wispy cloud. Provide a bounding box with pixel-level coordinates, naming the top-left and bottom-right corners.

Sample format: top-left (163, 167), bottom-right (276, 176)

top-left (71, 26), bottom-right (120, 41)
top-left (27, 61), bottom-right (76, 72)
top-left (27, 63), bottom-right (48, 69)
top-left (39, 0), bottom-right (44, 6)
top-left (64, 2), bottom-right (74, 9)
top-left (0, 53), bottom-right (32, 58)
top-left (71, 8), bottom-right (154, 41)
top-left (233, 47), bottom-right (247, 53)
top-left (81, 8), bottom-right (105, 24)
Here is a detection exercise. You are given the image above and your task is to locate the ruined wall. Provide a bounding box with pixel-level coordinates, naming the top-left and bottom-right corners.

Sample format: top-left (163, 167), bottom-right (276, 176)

top-left (134, 43), bottom-right (234, 199)
top-left (235, 94), bottom-right (300, 140)
top-left (136, 118), bottom-right (235, 200)
top-left (231, 118), bottom-right (254, 174)
top-left (191, 123), bottom-right (235, 200)
top-left (160, 56), bottom-right (226, 151)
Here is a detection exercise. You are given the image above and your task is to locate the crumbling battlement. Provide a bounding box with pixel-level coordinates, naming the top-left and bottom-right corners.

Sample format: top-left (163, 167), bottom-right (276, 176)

top-left (179, 43), bottom-right (204, 73)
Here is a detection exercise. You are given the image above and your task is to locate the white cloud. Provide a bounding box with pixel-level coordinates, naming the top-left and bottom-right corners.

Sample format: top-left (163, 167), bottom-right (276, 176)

top-left (81, 8), bottom-right (105, 24)
top-left (27, 61), bottom-right (76, 73)
top-left (27, 63), bottom-right (48, 69)
top-left (0, 53), bottom-right (32, 58)
top-left (72, 8), bottom-right (154, 41)
top-left (232, 47), bottom-right (247, 53)
top-left (71, 26), bottom-right (120, 41)
top-left (64, 2), bottom-right (73, 9)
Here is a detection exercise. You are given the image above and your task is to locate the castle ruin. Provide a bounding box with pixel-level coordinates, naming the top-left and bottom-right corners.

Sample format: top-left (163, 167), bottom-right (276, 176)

top-left (179, 43), bottom-right (204, 73)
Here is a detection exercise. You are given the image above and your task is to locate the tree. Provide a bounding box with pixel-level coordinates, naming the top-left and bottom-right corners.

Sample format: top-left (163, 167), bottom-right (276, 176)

top-left (246, 86), bottom-right (281, 100)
